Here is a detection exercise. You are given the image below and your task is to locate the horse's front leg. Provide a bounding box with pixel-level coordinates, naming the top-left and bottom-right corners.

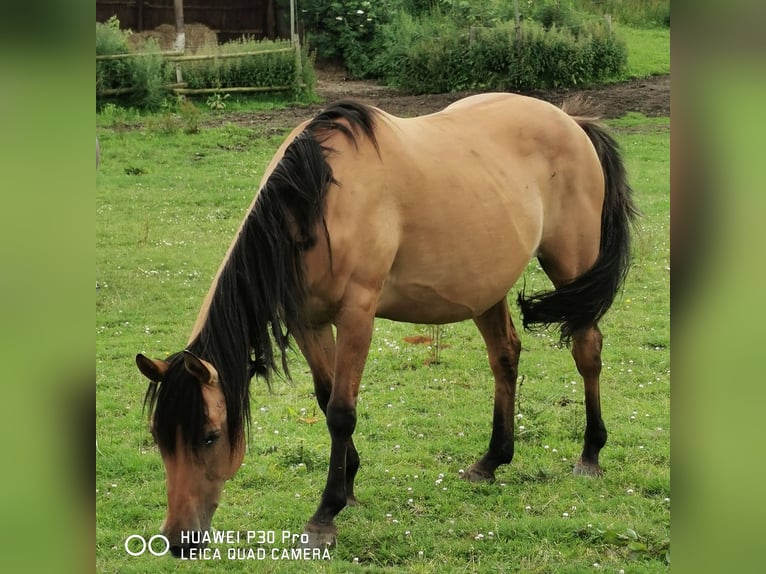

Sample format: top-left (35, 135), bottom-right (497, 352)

top-left (294, 324), bottom-right (361, 507)
top-left (301, 297), bottom-right (375, 549)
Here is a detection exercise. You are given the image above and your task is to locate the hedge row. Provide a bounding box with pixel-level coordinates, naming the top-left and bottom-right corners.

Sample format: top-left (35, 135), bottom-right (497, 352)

top-left (375, 17), bottom-right (626, 93)
top-left (180, 38), bottom-right (309, 91)
top-left (298, 1), bottom-right (629, 93)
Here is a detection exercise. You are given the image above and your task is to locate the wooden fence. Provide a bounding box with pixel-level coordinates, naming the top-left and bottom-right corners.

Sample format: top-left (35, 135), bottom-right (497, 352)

top-left (96, 42), bottom-right (302, 97)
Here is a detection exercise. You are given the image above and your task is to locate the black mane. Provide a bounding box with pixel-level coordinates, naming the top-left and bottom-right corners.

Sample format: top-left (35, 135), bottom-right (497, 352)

top-left (144, 101), bottom-right (379, 453)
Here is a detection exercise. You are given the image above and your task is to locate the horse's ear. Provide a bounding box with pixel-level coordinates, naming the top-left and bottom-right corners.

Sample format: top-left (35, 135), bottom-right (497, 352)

top-left (183, 350), bottom-right (213, 384)
top-left (136, 354), bottom-right (168, 383)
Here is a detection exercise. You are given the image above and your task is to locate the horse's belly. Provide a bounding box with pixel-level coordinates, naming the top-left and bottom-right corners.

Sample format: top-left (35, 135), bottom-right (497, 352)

top-left (375, 245), bottom-right (530, 323)
top-left (375, 282), bottom-right (477, 324)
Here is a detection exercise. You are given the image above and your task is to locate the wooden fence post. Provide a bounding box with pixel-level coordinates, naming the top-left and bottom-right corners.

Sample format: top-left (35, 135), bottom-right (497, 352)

top-left (173, 0), bottom-right (185, 84)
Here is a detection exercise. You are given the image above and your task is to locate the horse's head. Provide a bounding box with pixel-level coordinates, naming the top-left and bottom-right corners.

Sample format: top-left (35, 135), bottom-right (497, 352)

top-left (136, 351), bottom-right (245, 557)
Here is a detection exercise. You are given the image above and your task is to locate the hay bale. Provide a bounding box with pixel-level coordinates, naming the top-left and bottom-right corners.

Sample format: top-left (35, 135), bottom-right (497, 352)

top-left (127, 23), bottom-right (218, 54)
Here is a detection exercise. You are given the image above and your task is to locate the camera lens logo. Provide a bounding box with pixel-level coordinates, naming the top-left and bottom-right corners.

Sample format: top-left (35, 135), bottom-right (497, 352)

top-left (124, 534), bottom-right (170, 556)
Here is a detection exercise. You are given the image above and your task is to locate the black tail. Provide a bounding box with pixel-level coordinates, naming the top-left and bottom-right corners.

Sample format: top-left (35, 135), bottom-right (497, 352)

top-left (517, 105), bottom-right (639, 341)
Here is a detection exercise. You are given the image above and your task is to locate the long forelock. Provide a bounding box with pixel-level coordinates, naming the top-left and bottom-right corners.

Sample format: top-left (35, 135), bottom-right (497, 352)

top-left (143, 353), bottom-right (207, 456)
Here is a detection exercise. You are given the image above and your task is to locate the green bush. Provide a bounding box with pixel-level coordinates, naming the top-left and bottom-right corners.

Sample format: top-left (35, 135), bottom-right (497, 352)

top-left (299, 0), bottom-right (394, 77)
top-left (96, 17), bottom-right (132, 95)
top-left (535, 0), bottom-right (578, 30)
top-left (376, 15), bottom-right (626, 93)
top-left (96, 17), bottom-right (173, 110)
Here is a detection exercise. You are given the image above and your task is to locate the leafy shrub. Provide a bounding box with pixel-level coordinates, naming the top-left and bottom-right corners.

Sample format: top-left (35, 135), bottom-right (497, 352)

top-left (299, 0), bottom-right (394, 77)
top-left (96, 17), bottom-right (132, 94)
top-left (376, 15), bottom-right (626, 93)
top-left (127, 43), bottom-right (172, 110)
top-left (534, 0), bottom-right (578, 30)
top-left (96, 17), bottom-right (172, 110)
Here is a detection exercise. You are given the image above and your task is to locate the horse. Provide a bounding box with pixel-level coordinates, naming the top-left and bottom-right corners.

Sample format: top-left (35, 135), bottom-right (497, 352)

top-left (135, 92), bottom-right (637, 554)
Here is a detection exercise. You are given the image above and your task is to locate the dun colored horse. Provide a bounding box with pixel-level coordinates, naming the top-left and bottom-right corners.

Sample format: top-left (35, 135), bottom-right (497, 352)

top-left (136, 93), bottom-right (636, 554)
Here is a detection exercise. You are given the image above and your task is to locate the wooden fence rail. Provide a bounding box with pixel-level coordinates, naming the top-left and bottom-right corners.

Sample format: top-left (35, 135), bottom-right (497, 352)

top-left (97, 43), bottom-right (302, 97)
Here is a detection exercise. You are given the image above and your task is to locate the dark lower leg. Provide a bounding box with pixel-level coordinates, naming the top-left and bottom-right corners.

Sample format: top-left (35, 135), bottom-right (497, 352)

top-left (303, 299), bottom-right (375, 545)
top-left (572, 325), bottom-right (607, 475)
top-left (465, 301), bottom-right (521, 482)
top-left (309, 405), bottom-right (356, 525)
top-left (345, 437), bottom-right (360, 504)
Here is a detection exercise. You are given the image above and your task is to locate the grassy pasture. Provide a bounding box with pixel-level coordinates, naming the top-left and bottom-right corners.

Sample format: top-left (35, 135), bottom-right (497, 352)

top-left (96, 110), bottom-right (669, 572)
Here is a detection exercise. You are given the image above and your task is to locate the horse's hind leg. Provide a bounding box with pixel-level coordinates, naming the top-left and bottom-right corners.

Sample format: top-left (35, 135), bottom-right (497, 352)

top-left (464, 299), bottom-right (521, 483)
top-left (294, 325), bottom-right (361, 504)
top-left (535, 199), bottom-right (608, 475)
top-left (571, 324), bottom-right (607, 476)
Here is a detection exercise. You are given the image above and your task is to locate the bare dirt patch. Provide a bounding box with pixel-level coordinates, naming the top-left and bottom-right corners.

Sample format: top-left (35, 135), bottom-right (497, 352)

top-left (220, 67), bottom-right (669, 132)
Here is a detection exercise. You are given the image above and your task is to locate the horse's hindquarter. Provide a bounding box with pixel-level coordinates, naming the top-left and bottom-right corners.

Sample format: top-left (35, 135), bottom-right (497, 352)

top-left (375, 95), bottom-right (582, 324)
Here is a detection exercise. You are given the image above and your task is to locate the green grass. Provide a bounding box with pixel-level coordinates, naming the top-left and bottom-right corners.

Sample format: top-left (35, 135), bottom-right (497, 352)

top-left (618, 26), bottom-right (671, 79)
top-left (572, 0), bottom-right (670, 29)
top-left (96, 110), bottom-right (669, 572)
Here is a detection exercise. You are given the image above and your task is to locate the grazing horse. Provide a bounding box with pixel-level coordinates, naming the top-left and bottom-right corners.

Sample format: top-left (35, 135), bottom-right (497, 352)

top-left (136, 93), bottom-right (637, 554)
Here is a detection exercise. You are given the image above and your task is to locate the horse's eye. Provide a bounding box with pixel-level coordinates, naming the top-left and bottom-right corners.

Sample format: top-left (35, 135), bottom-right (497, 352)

top-left (204, 431), bottom-right (220, 447)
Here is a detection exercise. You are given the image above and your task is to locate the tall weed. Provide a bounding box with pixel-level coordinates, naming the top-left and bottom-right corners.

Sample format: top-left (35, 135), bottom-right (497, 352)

top-left (96, 18), bottom-right (172, 111)
top-left (181, 38), bottom-right (314, 97)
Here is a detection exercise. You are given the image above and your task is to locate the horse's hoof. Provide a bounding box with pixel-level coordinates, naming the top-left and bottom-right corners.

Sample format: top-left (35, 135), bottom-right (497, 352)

top-left (346, 495), bottom-right (360, 507)
top-left (300, 522), bottom-right (337, 549)
top-left (462, 464), bottom-right (496, 483)
top-left (573, 458), bottom-right (603, 477)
